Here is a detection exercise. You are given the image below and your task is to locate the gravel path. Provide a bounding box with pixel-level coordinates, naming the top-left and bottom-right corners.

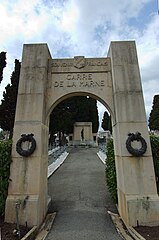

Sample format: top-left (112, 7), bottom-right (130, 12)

top-left (46, 147), bottom-right (122, 240)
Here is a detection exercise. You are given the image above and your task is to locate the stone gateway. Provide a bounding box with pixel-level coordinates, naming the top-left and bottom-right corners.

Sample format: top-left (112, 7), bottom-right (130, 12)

top-left (5, 41), bottom-right (159, 227)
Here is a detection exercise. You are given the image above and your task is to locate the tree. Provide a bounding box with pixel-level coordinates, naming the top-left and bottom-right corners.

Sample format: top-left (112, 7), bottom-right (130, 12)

top-left (101, 110), bottom-right (112, 133)
top-left (49, 100), bottom-right (74, 144)
top-left (73, 96), bottom-right (90, 122)
top-left (0, 59), bottom-right (21, 138)
top-left (49, 96), bottom-right (99, 145)
top-left (72, 96), bottom-right (99, 132)
top-left (149, 95), bottom-right (159, 131)
top-left (0, 52), bottom-right (7, 84)
top-left (88, 97), bottom-right (99, 133)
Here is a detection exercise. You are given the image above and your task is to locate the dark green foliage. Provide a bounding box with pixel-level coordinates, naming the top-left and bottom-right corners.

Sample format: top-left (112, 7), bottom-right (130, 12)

top-left (150, 135), bottom-right (159, 192)
top-left (105, 138), bottom-right (117, 203)
top-left (88, 98), bottom-right (99, 133)
top-left (49, 98), bottom-right (75, 136)
top-left (0, 140), bottom-right (12, 214)
top-left (0, 52), bottom-right (6, 84)
top-left (101, 111), bottom-right (112, 133)
top-left (68, 96), bottom-right (99, 132)
top-left (102, 111), bottom-right (109, 130)
top-left (150, 135), bottom-right (159, 176)
top-left (73, 96), bottom-right (89, 122)
top-left (149, 95), bottom-right (159, 131)
top-left (0, 60), bottom-right (21, 138)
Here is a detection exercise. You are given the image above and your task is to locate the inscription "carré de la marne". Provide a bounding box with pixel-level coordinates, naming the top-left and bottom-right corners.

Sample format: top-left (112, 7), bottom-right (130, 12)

top-left (53, 73), bottom-right (106, 88)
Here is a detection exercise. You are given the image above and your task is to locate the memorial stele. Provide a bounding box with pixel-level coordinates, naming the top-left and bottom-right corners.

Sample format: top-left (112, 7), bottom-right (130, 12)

top-left (5, 41), bottom-right (159, 228)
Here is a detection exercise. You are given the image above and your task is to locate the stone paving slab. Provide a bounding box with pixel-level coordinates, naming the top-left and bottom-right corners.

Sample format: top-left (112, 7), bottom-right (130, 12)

top-left (46, 147), bottom-right (122, 240)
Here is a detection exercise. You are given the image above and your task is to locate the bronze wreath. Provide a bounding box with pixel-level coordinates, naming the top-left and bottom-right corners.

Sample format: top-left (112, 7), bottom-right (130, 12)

top-left (16, 134), bottom-right (36, 157)
top-left (126, 132), bottom-right (147, 157)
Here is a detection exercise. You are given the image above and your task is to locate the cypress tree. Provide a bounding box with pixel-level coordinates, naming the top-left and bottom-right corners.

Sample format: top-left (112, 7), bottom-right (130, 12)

top-left (101, 110), bottom-right (112, 133)
top-left (0, 52), bottom-right (7, 84)
top-left (149, 95), bottom-right (159, 131)
top-left (88, 97), bottom-right (99, 133)
top-left (0, 59), bottom-right (21, 138)
top-left (73, 96), bottom-right (90, 122)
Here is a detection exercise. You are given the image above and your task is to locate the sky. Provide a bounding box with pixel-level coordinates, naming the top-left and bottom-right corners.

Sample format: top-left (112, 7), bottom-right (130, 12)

top-left (0, 0), bottom-right (159, 129)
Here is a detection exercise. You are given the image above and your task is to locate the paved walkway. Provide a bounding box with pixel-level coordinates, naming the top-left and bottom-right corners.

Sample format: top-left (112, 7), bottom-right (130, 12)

top-left (46, 147), bottom-right (122, 240)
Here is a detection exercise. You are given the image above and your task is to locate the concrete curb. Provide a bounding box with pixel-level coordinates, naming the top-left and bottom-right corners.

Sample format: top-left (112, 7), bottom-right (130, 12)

top-left (127, 227), bottom-right (146, 240)
top-left (48, 151), bottom-right (69, 178)
top-left (97, 151), bottom-right (106, 164)
top-left (108, 211), bottom-right (133, 239)
top-left (35, 213), bottom-right (56, 240)
top-left (21, 226), bottom-right (37, 240)
top-left (20, 213), bottom-right (56, 240)
top-left (108, 211), bottom-right (146, 240)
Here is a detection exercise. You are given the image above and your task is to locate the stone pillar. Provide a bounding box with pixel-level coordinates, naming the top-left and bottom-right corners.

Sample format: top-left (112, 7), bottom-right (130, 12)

top-left (5, 44), bottom-right (51, 227)
top-left (108, 41), bottom-right (159, 226)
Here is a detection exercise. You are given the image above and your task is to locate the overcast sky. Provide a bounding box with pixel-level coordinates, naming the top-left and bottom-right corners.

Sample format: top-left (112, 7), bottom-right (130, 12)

top-left (0, 0), bottom-right (159, 129)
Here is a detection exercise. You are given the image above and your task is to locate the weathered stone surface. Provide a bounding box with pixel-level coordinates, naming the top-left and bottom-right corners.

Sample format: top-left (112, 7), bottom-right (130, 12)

top-left (5, 41), bottom-right (159, 228)
top-left (45, 63), bottom-right (114, 122)
top-left (50, 57), bottom-right (111, 73)
top-left (5, 44), bottom-right (51, 227)
top-left (113, 122), bottom-right (152, 156)
top-left (108, 41), bottom-right (159, 226)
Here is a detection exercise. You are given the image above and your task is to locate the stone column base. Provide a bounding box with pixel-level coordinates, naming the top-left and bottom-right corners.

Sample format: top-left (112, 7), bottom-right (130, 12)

top-left (118, 190), bottom-right (159, 226)
top-left (5, 194), bottom-right (47, 227)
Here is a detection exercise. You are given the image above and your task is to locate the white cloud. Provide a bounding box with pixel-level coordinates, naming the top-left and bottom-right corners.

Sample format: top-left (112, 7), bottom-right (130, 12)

top-left (0, 0), bottom-right (158, 124)
top-left (60, 0), bottom-right (79, 32)
top-left (135, 14), bottom-right (159, 117)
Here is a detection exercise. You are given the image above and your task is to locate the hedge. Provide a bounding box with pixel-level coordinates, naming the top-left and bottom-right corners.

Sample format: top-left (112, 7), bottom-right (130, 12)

top-left (150, 135), bottom-right (159, 192)
top-left (105, 138), bottom-right (117, 203)
top-left (0, 140), bottom-right (12, 214)
top-left (105, 135), bottom-right (159, 203)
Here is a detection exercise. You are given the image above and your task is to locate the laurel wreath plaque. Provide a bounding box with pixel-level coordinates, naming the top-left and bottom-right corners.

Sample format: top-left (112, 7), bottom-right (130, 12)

top-left (126, 132), bottom-right (147, 157)
top-left (16, 133), bottom-right (36, 157)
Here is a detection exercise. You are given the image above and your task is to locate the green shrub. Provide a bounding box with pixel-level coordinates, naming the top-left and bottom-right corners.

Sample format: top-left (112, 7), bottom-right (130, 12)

top-left (105, 136), bottom-right (159, 203)
top-left (105, 138), bottom-right (117, 203)
top-left (150, 135), bottom-right (159, 192)
top-left (0, 140), bottom-right (12, 214)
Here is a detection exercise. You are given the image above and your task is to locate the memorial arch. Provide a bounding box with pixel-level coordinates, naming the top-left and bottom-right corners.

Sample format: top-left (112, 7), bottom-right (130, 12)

top-left (5, 41), bottom-right (159, 227)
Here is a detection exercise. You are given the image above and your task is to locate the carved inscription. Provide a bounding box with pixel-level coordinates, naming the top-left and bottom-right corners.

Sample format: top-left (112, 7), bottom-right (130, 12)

top-left (53, 73), bottom-right (110, 89)
top-left (67, 73), bottom-right (92, 81)
top-left (51, 59), bottom-right (109, 68)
